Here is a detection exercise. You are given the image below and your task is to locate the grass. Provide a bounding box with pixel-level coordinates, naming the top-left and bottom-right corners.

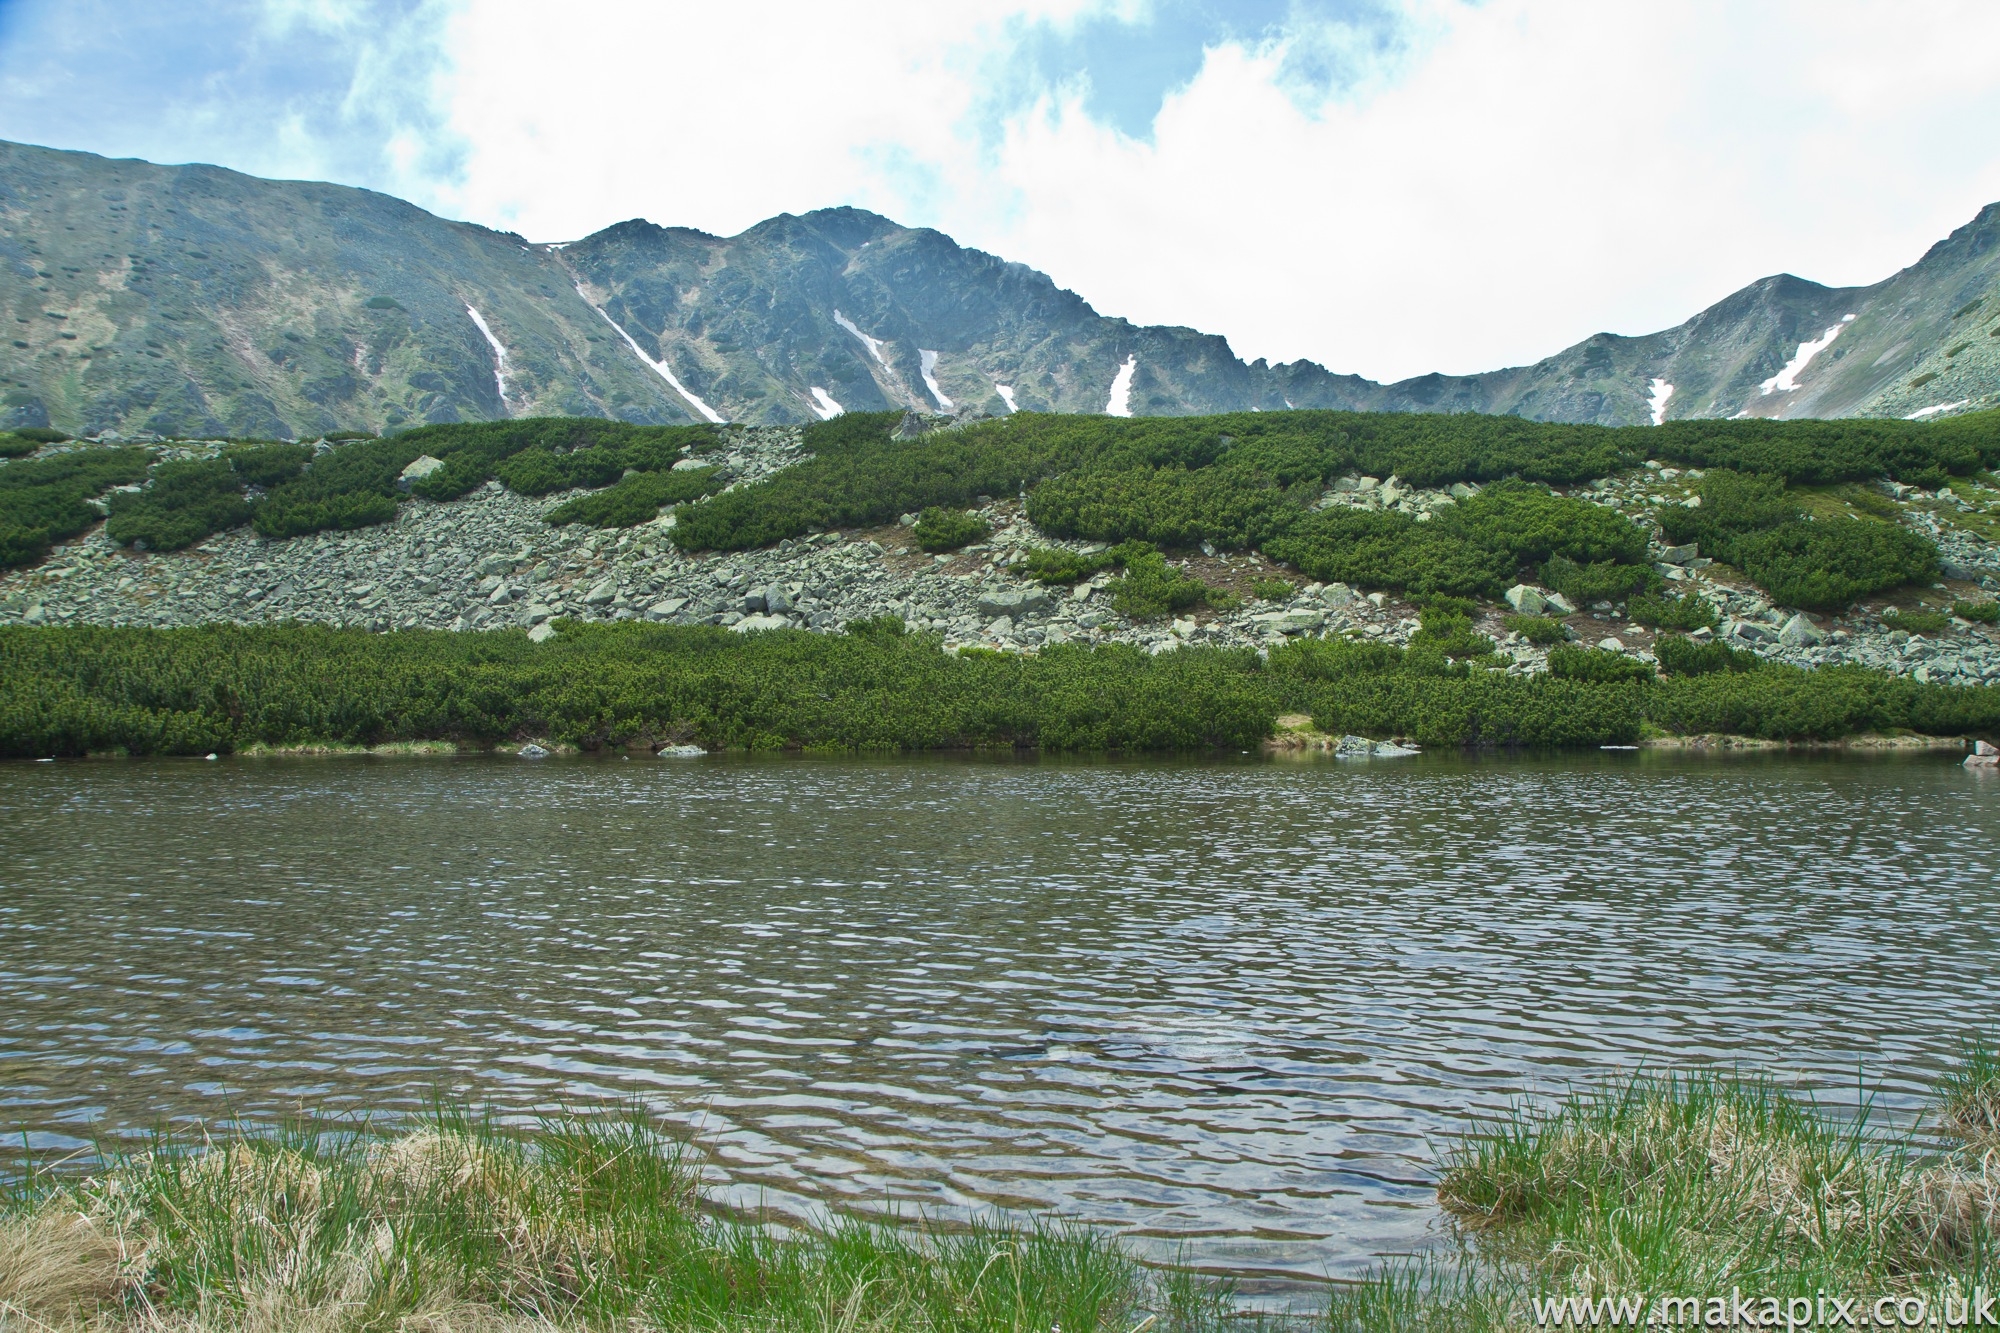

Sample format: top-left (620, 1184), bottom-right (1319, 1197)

top-left (0, 1105), bottom-right (1202, 1332)
top-left (1326, 1054), bottom-right (2000, 1331)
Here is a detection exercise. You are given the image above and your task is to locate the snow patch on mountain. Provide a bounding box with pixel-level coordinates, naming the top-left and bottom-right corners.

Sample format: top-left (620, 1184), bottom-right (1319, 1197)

top-left (464, 305), bottom-right (511, 412)
top-left (1105, 355), bottom-right (1137, 417)
top-left (919, 349), bottom-right (953, 411)
top-left (1647, 377), bottom-right (1675, 426)
top-left (1759, 315), bottom-right (1855, 395)
top-left (834, 310), bottom-right (888, 366)
top-left (809, 387), bottom-right (843, 419)
top-left (575, 284), bottom-right (725, 424)
top-left (994, 384), bottom-right (1017, 413)
top-left (1905, 399), bottom-right (1972, 420)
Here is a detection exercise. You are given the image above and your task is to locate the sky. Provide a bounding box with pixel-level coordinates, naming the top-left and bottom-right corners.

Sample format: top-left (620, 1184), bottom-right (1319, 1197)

top-left (2, 0), bottom-right (1999, 383)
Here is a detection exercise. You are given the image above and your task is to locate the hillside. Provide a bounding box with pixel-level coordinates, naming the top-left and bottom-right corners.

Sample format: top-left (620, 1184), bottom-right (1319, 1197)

top-left (2, 139), bottom-right (1998, 437)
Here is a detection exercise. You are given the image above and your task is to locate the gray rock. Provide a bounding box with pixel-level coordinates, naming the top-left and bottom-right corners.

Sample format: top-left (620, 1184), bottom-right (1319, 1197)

top-left (740, 590), bottom-right (767, 613)
top-left (1505, 584), bottom-right (1547, 615)
top-left (730, 613), bottom-right (791, 633)
top-left (1251, 608), bottom-right (1326, 635)
top-left (526, 621), bottom-right (556, 643)
top-left (1657, 542), bottom-right (1699, 564)
top-left (670, 458), bottom-right (707, 471)
top-left (397, 455), bottom-right (445, 490)
top-left (475, 554), bottom-right (514, 577)
top-left (1597, 636), bottom-right (1626, 651)
top-left (1543, 592), bottom-right (1578, 616)
top-left (764, 584), bottom-right (794, 614)
top-left (517, 742), bottom-right (550, 757)
top-left (1318, 582), bottom-right (1355, 606)
top-left (976, 587), bottom-right (1049, 618)
top-left (647, 596), bottom-right (688, 619)
top-left (655, 743), bottom-right (707, 757)
top-left (1777, 613), bottom-right (1824, 648)
top-left (584, 578), bottom-right (618, 605)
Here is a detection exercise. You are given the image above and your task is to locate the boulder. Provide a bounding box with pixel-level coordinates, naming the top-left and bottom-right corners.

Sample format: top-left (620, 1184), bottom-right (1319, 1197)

top-left (517, 742), bottom-right (550, 758)
top-left (764, 584), bottom-right (794, 614)
top-left (647, 597), bottom-right (688, 620)
top-left (526, 621), bottom-right (556, 643)
top-left (730, 613), bottom-right (791, 633)
top-left (1448, 482), bottom-right (1480, 500)
top-left (1597, 637), bottom-right (1626, 652)
top-left (474, 553), bottom-right (515, 577)
top-left (1251, 608), bottom-right (1326, 635)
top-left (397, 455), bottom-right (445, 490)
top-left (584, 578), bottom-right (619, 606)
top-left (1319, 582), bottom-right (1355, 606)
top-left (976, 587), bottom-right (1049, 619)
top-left (1543, 592), bottom-right (1578, 616)
top-left (656, 744), bottom-right (707, 757)
top-left (1658, 542), bottom-right (1699, 565)
top-left (670, 457), bottom-right (707, 471)
top-left (1777, 613), bottom-right (1824, 648)
top-left (1505, 584), bottom-right (1547, 615)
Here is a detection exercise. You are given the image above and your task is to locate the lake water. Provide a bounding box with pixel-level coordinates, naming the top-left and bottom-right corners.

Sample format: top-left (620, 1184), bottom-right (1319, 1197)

top-left (2, 751), bottom-right (1996, 1300)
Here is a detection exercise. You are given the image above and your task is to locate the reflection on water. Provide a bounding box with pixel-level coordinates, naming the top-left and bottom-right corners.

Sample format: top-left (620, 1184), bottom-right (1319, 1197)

top-left (1, 751), bottom-right (1995, 1296)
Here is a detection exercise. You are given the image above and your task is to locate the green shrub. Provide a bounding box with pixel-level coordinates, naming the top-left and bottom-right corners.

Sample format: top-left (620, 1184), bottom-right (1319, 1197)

top-left (1251, 578), bottom-right (1295, 601)
top-left (1659, 469), bottom-right (1937, 610)
top-left (1264, 507), bottom-right (1517, 598)
top-left (1504, 614), bottom-right (1569, 645)
top-left (224, 442), bottom-right (311, 489)
top-left (0, 434), bottom-right (37, 459)
top-left (545, 467), bottom-right (721, 528)
top-left (252, 420), bottom-right (716, 539)
top-left (1547, 646), bottom-right (1656, 684)
top-left (1022, 547), bottom-right (1117, 585)
top-left (1654, 633), bottom-right (1759, 677)
top-left (1881, 607), bottom-right (1950, 635)
top-left (0, 447), bottom-right (151, 567)
top-left (912, 507), bottom-right (990, 552)
top-left (1542, 554), bottom-right (1659, 604)
top-left (1954, 599), bottom-right (2000, 624)
top-left (1627, 590), bottom-right (1720, 632)
top-left (1449, 481), bottom-right (1648, 566)
top-left (1411, 606), bottom-right (1496, 662)
top-left (1108, 541), bottom-right (1232, 619)
top-left (11, 426), bottom-right (71, 444)
top-left (105, 459), bottom-right (251, 551)
top-left (1731, 520), bottom-right (1935, 612)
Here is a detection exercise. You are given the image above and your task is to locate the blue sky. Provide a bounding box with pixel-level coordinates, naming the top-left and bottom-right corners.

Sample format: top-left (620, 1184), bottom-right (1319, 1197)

top-left (3, 1), bottom-right (1999, 381)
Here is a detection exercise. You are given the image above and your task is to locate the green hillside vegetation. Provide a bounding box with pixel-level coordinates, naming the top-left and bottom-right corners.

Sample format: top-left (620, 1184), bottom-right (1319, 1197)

top-left (1658, 469), bottom-right (1938, 611)
top-left (4, 622), bottom-right (1995, 759)
top-left (0, 446), bottom-right (152, 567)
top-left (5, 409), bottom-right (1997, 613)
top-left (661, 407), bottom-right (1998, 608)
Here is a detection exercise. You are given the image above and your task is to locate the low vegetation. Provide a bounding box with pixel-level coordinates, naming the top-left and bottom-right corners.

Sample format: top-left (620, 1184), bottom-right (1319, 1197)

top-left (5, 622), bottom-right (1996, 759)
top-left (911, 506), bottom-right (990, 552)
top-left (1659, 469), bottom-right (1938, 611)
top-left (1326, 1048), bottom-right (2000, 1331)
top-left (0, 1105), bottom-right (1166, 1332)
top-left (0, 447), bottom-right (151, 568)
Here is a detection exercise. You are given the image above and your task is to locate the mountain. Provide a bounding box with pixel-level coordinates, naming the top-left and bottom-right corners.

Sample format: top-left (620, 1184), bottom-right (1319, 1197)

top-left (2, 138), bottom-right (1997, 438)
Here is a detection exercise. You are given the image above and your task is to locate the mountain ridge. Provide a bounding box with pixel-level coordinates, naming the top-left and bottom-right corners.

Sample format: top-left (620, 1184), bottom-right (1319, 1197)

top-left (2, 138), bottom-right (1997, 438)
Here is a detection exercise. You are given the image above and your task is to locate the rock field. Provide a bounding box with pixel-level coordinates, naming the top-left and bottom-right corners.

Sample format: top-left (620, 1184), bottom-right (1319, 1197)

top-left (4, 428), bottom-right (2000, 684)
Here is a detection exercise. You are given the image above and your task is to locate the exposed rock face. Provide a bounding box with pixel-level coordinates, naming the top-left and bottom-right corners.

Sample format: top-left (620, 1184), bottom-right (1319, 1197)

top-left (3, 139), bottom-right (1996, 437)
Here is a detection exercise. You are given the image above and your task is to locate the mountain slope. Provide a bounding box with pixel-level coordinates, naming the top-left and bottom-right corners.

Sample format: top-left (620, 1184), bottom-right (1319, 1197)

top-left (2, 138), bottom-right (1997, 437)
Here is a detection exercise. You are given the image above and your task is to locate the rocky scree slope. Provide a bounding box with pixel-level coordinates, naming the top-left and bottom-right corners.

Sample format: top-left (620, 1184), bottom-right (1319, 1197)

top-left (4, 139), bottom-right (1999, 437)
top-left (4, 429), bottom-right (1998, 689)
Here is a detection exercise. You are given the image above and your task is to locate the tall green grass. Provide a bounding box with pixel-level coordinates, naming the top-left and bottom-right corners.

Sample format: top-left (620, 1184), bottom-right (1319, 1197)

top-left (0, 1105), bottom-right (1178, 1331)
top-left (1327, 1058), bottom-right (2000, 1331)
